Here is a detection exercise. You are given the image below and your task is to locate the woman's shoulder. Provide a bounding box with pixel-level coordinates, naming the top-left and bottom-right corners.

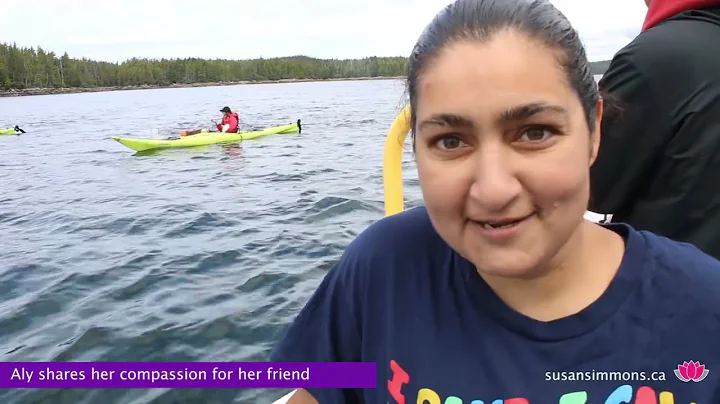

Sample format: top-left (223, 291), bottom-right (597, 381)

top-left (615, 225), bottom-right (720, 368)
top-left (345, 206), bottom-right (456, 269)
top-left (640, 227), bottom-right (720, 269)
top-left (350, 206), bottom-right (442, 251)
top-left (632, 225), bottom-right (720, 303)
top-left (334, 206), bottom-right (452, 281)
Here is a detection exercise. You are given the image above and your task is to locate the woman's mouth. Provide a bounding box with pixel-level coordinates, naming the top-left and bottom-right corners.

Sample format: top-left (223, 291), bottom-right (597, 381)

top-left (470, 213), bottom-right (536, 239)
top-left (476, 214), bottom-right (533, 228)
top-left (481, 220), bottom-right (521, 229)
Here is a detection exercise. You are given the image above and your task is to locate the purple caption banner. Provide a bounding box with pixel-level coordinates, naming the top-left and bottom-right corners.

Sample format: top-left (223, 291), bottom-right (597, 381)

top-left (0, 362), bottom-right (376, 389)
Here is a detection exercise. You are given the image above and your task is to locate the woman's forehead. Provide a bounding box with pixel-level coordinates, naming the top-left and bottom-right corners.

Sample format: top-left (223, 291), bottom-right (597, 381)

top-left (416, 36), bottom-right (578, 121)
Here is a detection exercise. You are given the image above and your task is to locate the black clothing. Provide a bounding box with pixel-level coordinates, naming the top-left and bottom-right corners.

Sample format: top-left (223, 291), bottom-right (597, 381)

top-left (590, 6), bottom-right (720, 260)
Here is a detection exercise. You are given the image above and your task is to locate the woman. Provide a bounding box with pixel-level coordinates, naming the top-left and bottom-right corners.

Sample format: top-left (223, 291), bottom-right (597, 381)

top-left (270, 0), bottom-right (720, 403)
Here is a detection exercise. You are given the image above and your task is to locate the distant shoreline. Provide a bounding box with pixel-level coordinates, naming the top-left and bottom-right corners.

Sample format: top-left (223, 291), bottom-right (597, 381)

top-left (0, 76), bottom-right (406, 98)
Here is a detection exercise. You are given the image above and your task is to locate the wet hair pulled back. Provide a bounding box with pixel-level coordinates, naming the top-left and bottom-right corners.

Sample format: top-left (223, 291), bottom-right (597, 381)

top-left (406, 0), bottom-right (600, 142)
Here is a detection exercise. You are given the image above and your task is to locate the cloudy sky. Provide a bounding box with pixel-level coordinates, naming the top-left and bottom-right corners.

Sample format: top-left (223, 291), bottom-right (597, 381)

top-left (0, 0), bottom-right (648, 63)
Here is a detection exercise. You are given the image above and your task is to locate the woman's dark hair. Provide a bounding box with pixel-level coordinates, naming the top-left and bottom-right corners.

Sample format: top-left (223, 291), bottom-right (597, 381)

top-left (405, 0), bottom-right (602, 144)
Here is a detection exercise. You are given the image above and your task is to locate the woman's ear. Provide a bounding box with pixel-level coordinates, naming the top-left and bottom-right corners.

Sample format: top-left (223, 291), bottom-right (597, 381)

top-left (589, 97), bottom-right (603, 167)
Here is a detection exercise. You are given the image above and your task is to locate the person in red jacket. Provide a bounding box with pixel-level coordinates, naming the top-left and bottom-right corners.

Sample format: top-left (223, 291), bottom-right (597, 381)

top-left (214, 106), bottom-right (239, 133)
top-left (589, 0), bottom-right (720, 259)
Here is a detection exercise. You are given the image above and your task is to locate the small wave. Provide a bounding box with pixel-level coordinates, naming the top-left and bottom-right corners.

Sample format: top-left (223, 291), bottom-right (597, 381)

top-left (303, 196), bottom-right (380, 221)
top-left (163, 212), bottom-right (239, 238)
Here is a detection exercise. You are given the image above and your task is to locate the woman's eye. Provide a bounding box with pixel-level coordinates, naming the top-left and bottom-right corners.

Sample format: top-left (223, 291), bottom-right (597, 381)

top-left (519, 127), bottom-right (552, 142)
top-left (435, 136), bottom-right (463, 150)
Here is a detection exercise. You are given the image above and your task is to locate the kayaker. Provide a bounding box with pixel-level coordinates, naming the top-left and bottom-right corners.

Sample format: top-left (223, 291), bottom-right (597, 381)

top-left (214, 106), bottom-right (239, 133)
top-left (269, 0), bottom-right (720, 403)
top-left (589, 0), bottom-right (720, 259)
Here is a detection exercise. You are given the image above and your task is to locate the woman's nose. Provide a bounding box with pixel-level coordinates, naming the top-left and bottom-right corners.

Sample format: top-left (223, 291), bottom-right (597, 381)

top-left (467, 145), bottom-right (523, 212)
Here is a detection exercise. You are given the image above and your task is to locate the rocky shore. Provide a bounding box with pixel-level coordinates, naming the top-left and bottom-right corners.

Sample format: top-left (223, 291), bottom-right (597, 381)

top-left (0, 76), bottom-right (405, 98)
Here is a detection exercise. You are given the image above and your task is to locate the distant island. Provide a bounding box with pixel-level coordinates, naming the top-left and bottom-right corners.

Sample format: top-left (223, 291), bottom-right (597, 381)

top-left (0, 42), bottom-right (612, 97)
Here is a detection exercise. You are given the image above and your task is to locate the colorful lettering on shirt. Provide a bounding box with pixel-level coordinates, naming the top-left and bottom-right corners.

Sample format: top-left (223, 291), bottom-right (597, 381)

top-left (388, 361), bottom-right (696, 404)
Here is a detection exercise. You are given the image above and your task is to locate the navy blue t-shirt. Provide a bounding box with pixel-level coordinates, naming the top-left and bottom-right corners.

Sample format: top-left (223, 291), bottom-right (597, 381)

top-left (270, 207), bottom-right (720, 403)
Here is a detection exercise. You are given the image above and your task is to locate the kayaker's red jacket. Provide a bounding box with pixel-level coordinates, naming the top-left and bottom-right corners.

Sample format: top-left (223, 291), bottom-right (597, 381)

top-left (590, 0), bottom-right (720, 259)
top-left (217, 112), bottom-right (239, 133)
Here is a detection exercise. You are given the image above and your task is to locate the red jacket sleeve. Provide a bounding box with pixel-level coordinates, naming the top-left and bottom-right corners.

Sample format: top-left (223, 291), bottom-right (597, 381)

top-left (230, 114), bottom-right (239, 132)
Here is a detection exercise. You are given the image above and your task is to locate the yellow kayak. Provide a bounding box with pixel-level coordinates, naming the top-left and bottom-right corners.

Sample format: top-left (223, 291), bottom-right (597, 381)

top-left (0, 126), bottom-right (25, 135)
top-left (111, 120), bottom-right (301, 152)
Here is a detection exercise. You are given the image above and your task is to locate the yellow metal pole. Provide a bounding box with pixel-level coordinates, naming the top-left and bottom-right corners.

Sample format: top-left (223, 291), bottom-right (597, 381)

top-left (382, 105), bottom-right (412, 217)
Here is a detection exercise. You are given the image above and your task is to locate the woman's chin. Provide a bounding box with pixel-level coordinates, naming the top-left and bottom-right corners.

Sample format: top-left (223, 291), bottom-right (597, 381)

top-left (469, 251), bottom-right (549, 281)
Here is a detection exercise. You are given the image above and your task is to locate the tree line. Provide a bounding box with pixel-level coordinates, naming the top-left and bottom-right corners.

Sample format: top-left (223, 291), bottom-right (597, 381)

top-left (0, 41), bottom-right (611, 90)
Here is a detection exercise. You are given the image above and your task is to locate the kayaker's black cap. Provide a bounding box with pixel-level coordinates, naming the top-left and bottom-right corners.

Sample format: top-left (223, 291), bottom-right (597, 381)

top-left (220, 106), bottom-right (232, 113)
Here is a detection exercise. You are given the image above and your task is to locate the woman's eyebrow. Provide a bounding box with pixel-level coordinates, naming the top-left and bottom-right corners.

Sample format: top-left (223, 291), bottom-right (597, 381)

top-left (418, 102), bottom-right (568, 131)
top-left (419, 113), bottom-right (475, 131)
top-left (498, 102), bottom-right (568, 124)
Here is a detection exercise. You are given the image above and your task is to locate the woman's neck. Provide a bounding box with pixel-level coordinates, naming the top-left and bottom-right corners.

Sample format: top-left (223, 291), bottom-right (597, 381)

top-left (479, 221), bottom-right (625, 322)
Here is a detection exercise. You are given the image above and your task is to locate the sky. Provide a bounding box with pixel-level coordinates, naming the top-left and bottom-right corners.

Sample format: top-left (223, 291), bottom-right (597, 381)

top-left (0, 0), bottom-right (648, 63)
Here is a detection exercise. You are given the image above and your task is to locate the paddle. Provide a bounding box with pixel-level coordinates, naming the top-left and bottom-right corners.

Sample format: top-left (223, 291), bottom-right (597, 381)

top-left (13, 125), bottom-right (25, 134)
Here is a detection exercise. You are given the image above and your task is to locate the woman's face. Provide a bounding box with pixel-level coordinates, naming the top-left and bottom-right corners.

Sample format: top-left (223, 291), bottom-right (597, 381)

top-left (414, 30), bottom-right (602, 279)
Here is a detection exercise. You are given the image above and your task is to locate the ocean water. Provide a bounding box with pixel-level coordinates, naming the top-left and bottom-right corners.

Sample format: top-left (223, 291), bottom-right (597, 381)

top-left (0, 79), bottom-right (421, 403)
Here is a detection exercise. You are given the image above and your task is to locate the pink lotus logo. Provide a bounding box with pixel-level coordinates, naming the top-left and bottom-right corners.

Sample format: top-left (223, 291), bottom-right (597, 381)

top-left (675, 361), bottom-right (709, 382)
